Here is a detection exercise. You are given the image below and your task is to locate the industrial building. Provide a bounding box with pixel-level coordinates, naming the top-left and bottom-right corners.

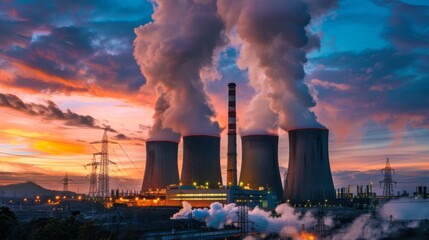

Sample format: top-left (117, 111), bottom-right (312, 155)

top-left (141, 141), bottom-right (180, 192)
top-left (181, 135), bottom-right (223, 188)
top-left (165, 185), bottom-right (277, 209)
top-left (284, 128), bottom-right (336, 204)
top-left (239, 135), bottom-right (283, 201)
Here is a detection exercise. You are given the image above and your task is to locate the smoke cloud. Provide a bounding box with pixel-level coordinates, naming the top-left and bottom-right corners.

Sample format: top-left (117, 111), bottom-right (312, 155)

top-left (330, 198), bottom-right (429, 240)
top-left (218, 0), bottom-right (337, 131)
top-left (134, 0), bottom-right (226, 137)
top-left (172, 201), bottom-right (316, 238)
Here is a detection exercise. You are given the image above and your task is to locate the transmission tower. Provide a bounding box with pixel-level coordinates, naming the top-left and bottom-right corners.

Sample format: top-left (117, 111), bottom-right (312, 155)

top-left (84, 154), bottom-right (99, 197)
top-left (380, 158), bottom-right (397, 198)
top-left (91, 128), bottom-right (117, 198)
top-left (314, 208), bottom-right (329, 239)
top-left (60, 173), bottom-right (73, 192)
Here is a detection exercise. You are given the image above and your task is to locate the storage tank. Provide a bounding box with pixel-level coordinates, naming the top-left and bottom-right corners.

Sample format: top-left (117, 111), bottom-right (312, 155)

top-left (240, 135), bottom-right (283, 201)
top-left (141, 141), bottom-right (179, 192)
top-left (284, 128), bottom-right (336, 204)
top-left (181, 135), bottom-right (222, 188)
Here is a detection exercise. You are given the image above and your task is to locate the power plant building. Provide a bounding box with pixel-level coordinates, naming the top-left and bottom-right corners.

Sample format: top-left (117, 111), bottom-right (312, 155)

top-left (284, 128), bottom-right (336, 204)
top-left (181, 135), bottom-right (222, 188)
top-left (141, 141), bottom-right (180, 192)
top-left (166, 186), bottom-right (277, 209)
top-left (239, 135), bottom-right (283, 201)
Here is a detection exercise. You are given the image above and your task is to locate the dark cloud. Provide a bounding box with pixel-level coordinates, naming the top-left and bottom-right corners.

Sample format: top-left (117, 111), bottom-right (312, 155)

top-left (0, 0), bottom-right (149, 95)
top-left (114, 133), bottom-right (131, 140)
top-left (309, 47), bottom-right (429, 129)
top-left (0, 93), bottom-right (100, 128)
top-left (383, 3), bottom-right (429, 51)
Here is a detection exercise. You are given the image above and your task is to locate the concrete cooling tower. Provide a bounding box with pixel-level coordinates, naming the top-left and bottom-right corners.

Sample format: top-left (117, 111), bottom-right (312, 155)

top-left (181, 135), bottom-right (222, 188)
top-left (240, 135), bottom-right (283, 201)
top-left (141, 141), bottom-right (179, 192)
top-left (284, 128), bottom-right (336, 204)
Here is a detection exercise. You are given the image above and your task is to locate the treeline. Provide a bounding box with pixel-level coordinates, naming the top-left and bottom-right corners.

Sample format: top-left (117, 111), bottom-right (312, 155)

top-left (0, 206), bottom-right (139, 240)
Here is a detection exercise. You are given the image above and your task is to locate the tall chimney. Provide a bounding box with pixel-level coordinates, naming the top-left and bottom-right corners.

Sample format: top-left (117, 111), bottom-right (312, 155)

top-left (227, 83), bottom-right (237, 187)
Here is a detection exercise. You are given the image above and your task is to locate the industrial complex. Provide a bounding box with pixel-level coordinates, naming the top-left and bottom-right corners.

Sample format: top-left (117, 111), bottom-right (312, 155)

top-left (2, 82), bottom-right (428, 240)
top-left (136, 82), bottom-right (336, 208)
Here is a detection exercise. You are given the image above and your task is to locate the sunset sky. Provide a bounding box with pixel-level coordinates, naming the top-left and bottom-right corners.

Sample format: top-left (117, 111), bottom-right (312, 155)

top-left (0, 0), bottom-right (428, 195)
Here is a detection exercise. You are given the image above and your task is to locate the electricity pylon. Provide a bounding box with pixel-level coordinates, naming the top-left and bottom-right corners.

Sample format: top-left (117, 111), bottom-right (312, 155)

top-left (91, 128), bottom-right (116, 198)
top-left (380, 158), bottom-right (397, 198)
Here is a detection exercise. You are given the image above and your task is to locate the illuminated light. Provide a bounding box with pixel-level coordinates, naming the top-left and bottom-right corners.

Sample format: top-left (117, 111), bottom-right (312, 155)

top-left (193, 182), bottom-right (197, 186)
top-left (78, 196), bottom-right (82, 200)
top-left (63, 196), bottom-right (66, 199)
top-left (55, 196), bottom-right (60, 200)
top-left (120, 197), bottom-right (123, 201)
top-left (179, 182), bottom-right (183, 186)
top-left (48, 199), bottom-right (51, 203)
top-left (24, 198), bottom-right (28, 202)
top-left (36, 196), bottom-right (40, 199)
top-left (135, 197), bottom-right (139, 201)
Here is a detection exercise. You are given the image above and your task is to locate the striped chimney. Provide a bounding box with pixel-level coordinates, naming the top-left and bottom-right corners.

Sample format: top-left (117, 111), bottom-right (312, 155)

top-left (227, 83), bottom-right (237, 186)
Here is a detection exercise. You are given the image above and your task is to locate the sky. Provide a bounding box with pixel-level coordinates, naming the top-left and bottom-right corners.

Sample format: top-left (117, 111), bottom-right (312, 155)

top-left (0, 0), bottom-right (428, 195)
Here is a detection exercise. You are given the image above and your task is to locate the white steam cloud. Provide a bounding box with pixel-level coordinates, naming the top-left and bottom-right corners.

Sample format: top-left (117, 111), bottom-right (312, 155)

top-left (218, 0), bottom-right (337, 132)
top-left (134, 0), bottom-right (226, 138)
top-left (173, 199), bottom-right (429, 239)
top-left (172, 201), bottom-right (316, 238)
top-left (134, 0), bottom-right (341, 136)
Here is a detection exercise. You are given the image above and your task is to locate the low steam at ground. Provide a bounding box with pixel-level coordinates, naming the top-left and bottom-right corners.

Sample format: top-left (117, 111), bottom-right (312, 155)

top-left (172, 199), bottom-right (429, 239)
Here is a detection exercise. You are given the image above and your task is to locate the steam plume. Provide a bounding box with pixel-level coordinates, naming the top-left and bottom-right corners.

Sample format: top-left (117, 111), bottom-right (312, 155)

top-left (218, 0), bottom-right (330, 130)
top-left (172, 201), bottom-right (315, 237)
top-left (147, 88), bottom-right (180, 142)
top-left (134, 0), bottom-right (225, 137)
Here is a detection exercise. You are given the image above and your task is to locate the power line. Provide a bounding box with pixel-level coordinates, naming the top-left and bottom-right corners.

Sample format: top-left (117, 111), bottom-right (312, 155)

top-left (118, 143), bottom-right (143, 175)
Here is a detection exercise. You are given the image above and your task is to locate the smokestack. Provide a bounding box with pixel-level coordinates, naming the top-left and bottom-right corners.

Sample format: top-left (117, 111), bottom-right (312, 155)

top-left (227, 83), bottom-right (237, 187)
top-left (284, 128), bottom-right (335, 203)
top-left (181, 135), bottom-right (222, 188)
top-left (240, 135), bottom-right (283, 201)
top-left (141, 141), bottom-right (179, 192)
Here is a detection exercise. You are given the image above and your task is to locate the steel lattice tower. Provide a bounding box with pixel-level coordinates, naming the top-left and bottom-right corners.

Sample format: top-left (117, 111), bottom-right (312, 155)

top-left (85, 154), bottom-right (98, 197)
top-left (237, 204), bottom-right (249, 238)
top-left (380, 158), bottom-right (397, 198)
top-left (60, 173), bottom-right (73, 192)
top-left (91, 128), bottom-right (116, 198)
top-left (314, 208), bottom-right (329, 239)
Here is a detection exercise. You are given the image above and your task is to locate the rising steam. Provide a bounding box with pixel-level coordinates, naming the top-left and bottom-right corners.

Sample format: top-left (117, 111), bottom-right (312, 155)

top-left (134, 0), bottom-right (226, 137)
top-left (218, 0), bottom-right (330, 131)
top-left (147, 88), bottom-right (180, 142)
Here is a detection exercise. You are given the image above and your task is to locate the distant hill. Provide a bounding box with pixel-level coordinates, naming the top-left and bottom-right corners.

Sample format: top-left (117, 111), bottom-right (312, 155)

top-left (0, 181), bottom-right (76, 198)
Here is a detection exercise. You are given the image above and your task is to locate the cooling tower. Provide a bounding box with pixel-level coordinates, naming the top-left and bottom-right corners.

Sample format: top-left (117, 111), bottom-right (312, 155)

top-left (141, 141), bottom-right (179, 192)
top-left (240, 135), bottom-right (283, 201)
top-left (181, 135), bottom-right (222, 188)
top-left (284, 128), bottom-right (336, 204)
